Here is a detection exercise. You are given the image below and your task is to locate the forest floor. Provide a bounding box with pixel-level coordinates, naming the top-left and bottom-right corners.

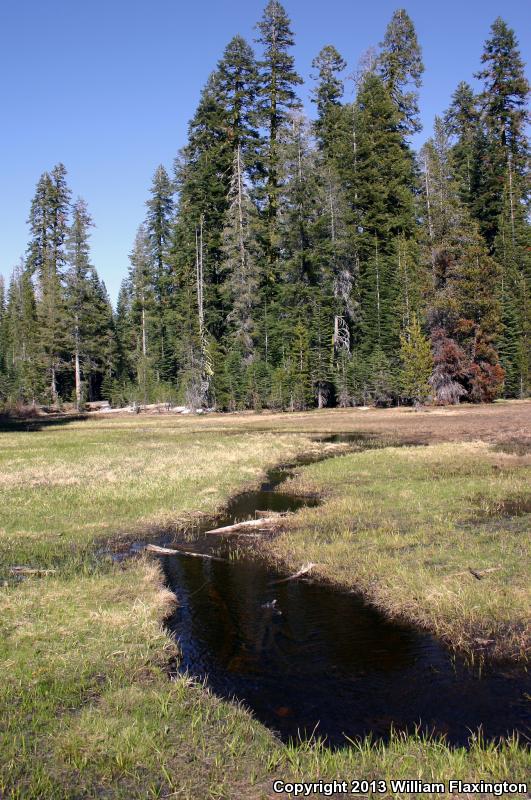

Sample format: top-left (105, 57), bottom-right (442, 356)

top-left (0, 402), bottom-right (529, 798)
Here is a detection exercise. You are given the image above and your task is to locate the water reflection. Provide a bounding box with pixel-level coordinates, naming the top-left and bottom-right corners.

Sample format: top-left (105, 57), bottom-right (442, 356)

top-left (164, 554), bottom-right (530, 748)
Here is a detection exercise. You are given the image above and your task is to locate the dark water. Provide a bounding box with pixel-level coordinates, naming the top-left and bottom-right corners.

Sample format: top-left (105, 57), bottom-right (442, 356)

top-left (153, 437), bottom-right (530, 749)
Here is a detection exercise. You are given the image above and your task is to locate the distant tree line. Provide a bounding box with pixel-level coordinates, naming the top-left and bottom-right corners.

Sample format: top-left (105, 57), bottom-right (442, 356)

top-left (0, 3), bottom-right (529, 410)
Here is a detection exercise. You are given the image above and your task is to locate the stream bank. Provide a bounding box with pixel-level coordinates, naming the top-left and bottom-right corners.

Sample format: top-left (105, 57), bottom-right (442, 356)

top-left (144, 435), bottom-right (530, 749)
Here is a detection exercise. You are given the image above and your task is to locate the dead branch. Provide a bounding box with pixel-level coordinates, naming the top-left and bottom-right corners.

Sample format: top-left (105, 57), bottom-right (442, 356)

top-left (268, 562), bottom-right (318, 585)
top-left (145, 544), bottom-right (227, 562)
top-left (9, 566), bottom-right (56, 575)
top-left (443, 565), bottom-right (502, 581)
top-left (205, 517), bottom-right (280, 535)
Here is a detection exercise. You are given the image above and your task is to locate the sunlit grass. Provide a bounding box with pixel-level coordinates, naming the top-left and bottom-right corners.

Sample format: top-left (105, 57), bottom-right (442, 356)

top-left (1, 409), bottom-right (530, 798)
top-left (272, 440), bottom-right (531, 661)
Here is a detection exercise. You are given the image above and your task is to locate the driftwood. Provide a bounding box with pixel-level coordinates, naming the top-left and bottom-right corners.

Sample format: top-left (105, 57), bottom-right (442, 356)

top-left (205, 517), bottom-right (280, 536)
top-left (9, 566), bottom-right (56, 575)
top-left (269, 563), bottom-right (317, 585)
top-left (145, 544), bottom-right (227, 562)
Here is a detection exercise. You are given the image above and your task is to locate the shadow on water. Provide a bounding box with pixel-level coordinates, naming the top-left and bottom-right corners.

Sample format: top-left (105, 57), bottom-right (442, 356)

top-left (149, 434), bottom-right (529, 749)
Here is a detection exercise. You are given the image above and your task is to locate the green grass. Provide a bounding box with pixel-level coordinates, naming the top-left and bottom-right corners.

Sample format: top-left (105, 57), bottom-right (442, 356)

top-left (0, 411), bottom-right (530, 798)
top-left (272, 440), bottom-right (531, 662)
top-left (0, 416), bottom-right (309, 576)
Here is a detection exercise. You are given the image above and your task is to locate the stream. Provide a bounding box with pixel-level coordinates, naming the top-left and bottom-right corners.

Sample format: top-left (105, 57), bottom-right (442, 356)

top-left (146, 434), bottom-right (530, 749)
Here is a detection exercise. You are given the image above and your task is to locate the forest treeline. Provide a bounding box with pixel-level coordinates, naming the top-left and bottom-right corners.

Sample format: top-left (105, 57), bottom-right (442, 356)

top-left (0, 2), bottom-right (529, 411)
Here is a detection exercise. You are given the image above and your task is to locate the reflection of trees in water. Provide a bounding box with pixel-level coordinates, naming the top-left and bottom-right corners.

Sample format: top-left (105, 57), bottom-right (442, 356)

top-left (163, 552), bottom-right (530, 748)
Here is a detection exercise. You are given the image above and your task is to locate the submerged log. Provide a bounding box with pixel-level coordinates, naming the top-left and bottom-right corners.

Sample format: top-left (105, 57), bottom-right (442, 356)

top-left (205, 517), bottom-right (280, 536)
top-left (145, 544), bottom-right (227, 562)
top-left (268, 562), bottom-right (317, 585)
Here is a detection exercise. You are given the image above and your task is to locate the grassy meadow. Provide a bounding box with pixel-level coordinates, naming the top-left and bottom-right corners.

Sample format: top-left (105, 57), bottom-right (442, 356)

top-left (0, 406), bottom-right (530, 798)
top-left (272, 439), bottom-right (531, 662)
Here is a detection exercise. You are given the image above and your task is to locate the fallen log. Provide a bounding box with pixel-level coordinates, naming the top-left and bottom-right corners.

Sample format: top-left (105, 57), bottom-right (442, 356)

top-left (145, 544), bottom-right (227, 562)
top-left (268, 562), bottom-right (317, 585)
top-left (9, 566), bottom-right (56, 575)
top-left (205, 517), bottom-right (280, 535)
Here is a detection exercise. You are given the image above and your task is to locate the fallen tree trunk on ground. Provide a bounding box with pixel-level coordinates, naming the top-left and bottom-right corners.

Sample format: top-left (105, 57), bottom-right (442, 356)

top-left (205, 517), bottom-right (280, 535)
top-left (9, 566), bottom-right (56, 576)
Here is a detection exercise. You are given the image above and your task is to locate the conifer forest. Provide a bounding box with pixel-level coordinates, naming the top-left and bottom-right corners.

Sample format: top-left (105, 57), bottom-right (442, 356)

top-left (1, 2), bottom-right (529, 412)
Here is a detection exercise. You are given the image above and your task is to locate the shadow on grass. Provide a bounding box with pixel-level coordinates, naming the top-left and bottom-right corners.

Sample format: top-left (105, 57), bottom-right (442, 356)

top-left (0, 414), bottom-right (86, 433)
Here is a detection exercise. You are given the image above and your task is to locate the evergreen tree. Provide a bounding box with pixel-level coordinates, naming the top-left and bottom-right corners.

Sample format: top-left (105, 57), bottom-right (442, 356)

top-left (378, 8), bottom-right (424, 134)
top-left (474, 18), bottom-right (529, 247)
top-left (311, 45), bottom-right (347, 156)
top-left (353, 72), bottom-right (418, 363)
top-left (4, 262), bottom-right (40, 402)
top-left (399, 313), bottom-right (433, 404)
top-left (494, 173), bottom-right (531, 396)
top-left (444, 81), bottom-right (482, 209)
top-left (221, 145), bottom-right (260, 363)
top-left (421, 119), bottom-right (505, 402)
top-left (145, 165), bottom-right (174, 381)
top-left (128, 225), bottom-right (156, 405)
top-left (65, 197), bottom-right (95, 409)
top-left (170, 70), bottom-right (233, 404)
top-left (0, 277), bottom-right (7, 401)
top-left (256, 0), bottom-right (302, 274)
top-left (27, 164), bottom-right (71, 403)
top-left (217, 35), bottom-right (261, 167)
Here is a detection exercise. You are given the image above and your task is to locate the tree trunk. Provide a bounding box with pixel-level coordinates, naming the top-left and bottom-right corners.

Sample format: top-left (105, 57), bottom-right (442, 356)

top-left (75, 348), bottom-right (81, 411)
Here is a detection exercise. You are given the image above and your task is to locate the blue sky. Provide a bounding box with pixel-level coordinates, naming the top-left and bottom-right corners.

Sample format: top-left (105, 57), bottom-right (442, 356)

top-left (0, 0), bottom-right (529, 303)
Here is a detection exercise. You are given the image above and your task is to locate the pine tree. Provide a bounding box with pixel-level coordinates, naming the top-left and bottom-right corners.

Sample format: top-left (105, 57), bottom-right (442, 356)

top-left (27, 164), bottom-right (71, 403)
top-left (256, 0), bottom-right (302, 274)
top-left (473, 19), bottom-right (530, 397)
top-left (494, 172), bottom-right (531, 396)
top-left (421, 118), bottom-right (505, 402)
top-left (474, 18), bottom-right (529, 247)
top-left (145, 165), bottom-right (174, 381)
top-left (218, 35), bottom-right (261, 167)
top-left (65, 197), bottom-right (95, 409)
top-left (84, 275), bottom-right (116, 401)
top-left (378, 8), bottom-right (424, 134)
top-left (169, 69), bottom-right (234, 405)
top-left (0, 276), bottom-right (7, 402)
top-left (311, 45), bottom-right (347, 156)
top-left (353, 72), bottom-right (417, 362)
top-left (399, 313), bottom-right (433, 404)
top-left (444, 82), bottom-right (482, 209)
top-left (221, 145), bottom-right (260, 363)
top-left (128, 226), bottom-right (156, 405)
top-left (4, 262), bottom-right (40, 403)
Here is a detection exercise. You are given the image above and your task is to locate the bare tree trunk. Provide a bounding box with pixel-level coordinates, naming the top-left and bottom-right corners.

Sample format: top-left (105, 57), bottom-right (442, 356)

top-left (51, 363), bottom-right (57, 406)
top-left (74, 317), bottom-right (82, 411)
top-left (75, 348), bottom-right (81, 411)
top-left (141, 303), bottom-right (147, 357)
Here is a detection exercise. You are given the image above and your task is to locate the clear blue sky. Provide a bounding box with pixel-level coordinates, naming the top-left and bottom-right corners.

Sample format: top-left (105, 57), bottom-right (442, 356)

top-left (1, 0), bottom-right (529, 303)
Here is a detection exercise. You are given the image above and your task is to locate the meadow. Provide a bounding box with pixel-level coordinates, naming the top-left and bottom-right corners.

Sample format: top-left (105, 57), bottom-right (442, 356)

top-left (0, 403), bottom-right (529, 798)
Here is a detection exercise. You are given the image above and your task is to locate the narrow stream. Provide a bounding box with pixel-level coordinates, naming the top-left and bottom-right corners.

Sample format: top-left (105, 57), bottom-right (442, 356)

top-left (149, 435), bottom-right (530, 749)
